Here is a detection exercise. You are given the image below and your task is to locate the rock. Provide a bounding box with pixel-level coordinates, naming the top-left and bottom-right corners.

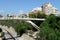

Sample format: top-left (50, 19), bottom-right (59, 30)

top-left (21, 34), bottom-right (35, 40)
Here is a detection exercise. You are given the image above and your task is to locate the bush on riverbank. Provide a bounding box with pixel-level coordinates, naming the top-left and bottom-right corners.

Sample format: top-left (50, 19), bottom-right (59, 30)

top-left (0, 20), bottom-right (34, 36)
top-left (39, 14), bottom-right (60, 40)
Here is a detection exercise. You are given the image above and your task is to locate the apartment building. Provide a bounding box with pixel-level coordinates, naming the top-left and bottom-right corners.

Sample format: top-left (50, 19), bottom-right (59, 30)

top-left (42, 2), bottom-right (58, 15)
top-left (30, 2), bottom-right (60, 16)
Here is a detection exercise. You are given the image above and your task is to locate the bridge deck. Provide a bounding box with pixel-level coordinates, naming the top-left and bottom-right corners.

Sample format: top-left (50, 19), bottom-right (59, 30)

top-left (0, 17), bottom-right (45, 20)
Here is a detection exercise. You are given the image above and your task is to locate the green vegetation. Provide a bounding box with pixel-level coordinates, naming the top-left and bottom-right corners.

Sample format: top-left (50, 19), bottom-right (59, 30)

top-left (0, 20), bottom-right (33, 36)
top-left (29, 11), bottom-right (60, 40)
top-left (29, 11), bottom-right (46, 26)
top-left (0, 14), bottom-right (3, 17)
top-left (13, 20), bottom-right (33, 36)
top-left (39, 14), bottom-right (60, 40)
top-left (29, 11), bottom-right (46, 18)
top-left (0, 11), bottom-right (60, 40)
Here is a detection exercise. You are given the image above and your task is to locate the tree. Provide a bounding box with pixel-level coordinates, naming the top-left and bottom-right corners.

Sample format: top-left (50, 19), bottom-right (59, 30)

top-left (0, 20), bottom-right (33, 36)
top-left (39, 14), bottom-right (60, 40)
top-left (29, 11), bottom-right (46, 18)
top-left (0, 14), bottom-right (3, 17)
top-left (29, 11), bottom-right (46, 26)
top-left (13, 20), bottom-right (33, 36)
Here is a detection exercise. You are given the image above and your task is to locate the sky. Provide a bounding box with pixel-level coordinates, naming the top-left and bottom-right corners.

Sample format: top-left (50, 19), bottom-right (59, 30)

top-left (0, 0), bottom-right (60, 16)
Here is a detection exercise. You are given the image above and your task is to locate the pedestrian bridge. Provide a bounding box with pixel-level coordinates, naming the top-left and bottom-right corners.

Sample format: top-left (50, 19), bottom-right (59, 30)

top-left (0, 17), bottom-right (45, 21)
top-left (0, 17), bottom-right (45, 40)
top-left (0, 17), bottom-right (45, 31)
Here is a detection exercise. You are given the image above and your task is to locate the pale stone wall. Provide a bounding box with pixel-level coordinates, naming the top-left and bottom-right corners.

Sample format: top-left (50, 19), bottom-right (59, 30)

top-left (22, 34), bottom-right (35, 40)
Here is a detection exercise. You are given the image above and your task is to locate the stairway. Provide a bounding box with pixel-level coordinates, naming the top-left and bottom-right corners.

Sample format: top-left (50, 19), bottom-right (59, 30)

top-left (26, 21), bottom-right (40, 31)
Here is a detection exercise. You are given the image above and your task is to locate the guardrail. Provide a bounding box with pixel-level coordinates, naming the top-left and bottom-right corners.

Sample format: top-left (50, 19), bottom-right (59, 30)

top-left (0, 17), bottom-right (45, 21)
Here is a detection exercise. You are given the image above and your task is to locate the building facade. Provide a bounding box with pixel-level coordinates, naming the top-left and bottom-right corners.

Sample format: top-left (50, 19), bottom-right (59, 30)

top-left (29, 2), bottom-right (60, 16)
top-left (42, 2), bottom-right (58, 15)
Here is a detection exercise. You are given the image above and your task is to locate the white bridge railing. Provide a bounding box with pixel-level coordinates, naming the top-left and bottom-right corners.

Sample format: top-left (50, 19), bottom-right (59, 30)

top-left (0, 17), bottom-right (45, 21)
top-left (26, 21), bottom-right (40, 31)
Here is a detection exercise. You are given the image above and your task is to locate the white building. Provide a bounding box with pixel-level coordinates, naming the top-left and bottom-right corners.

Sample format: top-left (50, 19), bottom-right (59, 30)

top-left (30, 7), bottom-right (42, 13)
top-left (30, 2), bottom-right (60, 16)
top-left (31, 7), bottom-right (42, 12)
top-left (42, 2), bottom-right (58, 15)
